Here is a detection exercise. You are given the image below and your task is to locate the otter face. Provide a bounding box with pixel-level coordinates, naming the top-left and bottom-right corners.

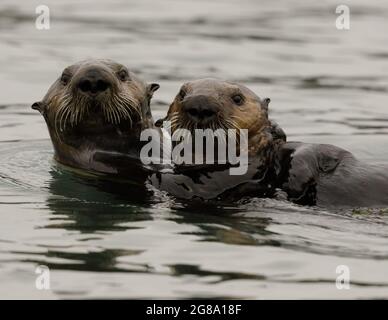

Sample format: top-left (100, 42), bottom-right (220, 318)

top-left (32, 59), bottom-right (159, 138)
top-left (163, 78), bottom-right (270, 137)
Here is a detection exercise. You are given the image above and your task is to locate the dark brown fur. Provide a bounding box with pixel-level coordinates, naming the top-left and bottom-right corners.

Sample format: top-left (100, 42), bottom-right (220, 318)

top-left (32, 59), bottom-right (160, 173)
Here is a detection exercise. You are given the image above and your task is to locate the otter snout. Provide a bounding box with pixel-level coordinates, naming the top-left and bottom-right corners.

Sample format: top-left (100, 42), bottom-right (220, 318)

top-left (183, 95), bottom-right (218, 124)
top-left (76, 68), bottom-right (111, 97)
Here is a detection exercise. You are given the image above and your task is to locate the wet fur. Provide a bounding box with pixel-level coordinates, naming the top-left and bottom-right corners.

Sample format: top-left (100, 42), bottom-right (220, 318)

top-left (32, 59), bottom-right (159, 171)
top-left (161, 78), bottom-right (278, 158)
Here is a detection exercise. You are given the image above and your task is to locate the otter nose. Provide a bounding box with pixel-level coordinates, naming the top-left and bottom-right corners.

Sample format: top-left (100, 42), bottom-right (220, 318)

top-left (183, 96), bottom-right (218, 122)
top-left (77, 69), bottom-right (110, 96)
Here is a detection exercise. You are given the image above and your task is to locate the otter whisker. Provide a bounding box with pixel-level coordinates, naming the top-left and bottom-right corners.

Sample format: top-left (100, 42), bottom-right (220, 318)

top-left (102, 104), bottom-right (109, 123)
top-left (169, 115), bottom-right (179, 124)
top-left (116, 101), bottom-right (132, 127)
top-left (120, 95), bottom-right (141, 120)
top-left (167, 112), bottom-right (179, 122)
top-left (61, 105), bottom-right (72, 130)
top-left (230, 115), bottom-right (245, 124)
top-left (111, 104), bottom-right (120, 124)
top-left (117, 102), bottom-right (133, 122)
top-left (114, 105), bottom-right (125, 123)
top-left (107, 108), bottom-right (114, 124)
top-left (58, 101), bottom-right (71, 133)
top-left (109, 95), bottom-right (139, 127)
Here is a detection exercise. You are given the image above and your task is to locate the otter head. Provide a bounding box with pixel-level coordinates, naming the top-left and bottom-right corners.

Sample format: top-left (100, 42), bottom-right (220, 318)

top-left (31, 60), bottom-right (160, 168)
top-left (159, 78), bottom-right (283, 157)
top-left (32, 59), bottom-right (159, 144)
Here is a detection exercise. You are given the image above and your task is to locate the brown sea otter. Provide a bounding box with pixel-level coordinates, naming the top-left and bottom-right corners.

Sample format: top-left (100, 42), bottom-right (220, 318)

top-left (158, 78), bottom-right (388, 208)
top-left (151, 78), bottom-right (285, 200)
top-left (31, 59), bottom-right (160, 179)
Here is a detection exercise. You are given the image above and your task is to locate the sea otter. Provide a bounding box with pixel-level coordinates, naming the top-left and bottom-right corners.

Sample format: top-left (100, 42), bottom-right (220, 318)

top-left (151, 78), bottom-right (284, 200)
top-left (158, 78), bottom-right (388, 208)
top-left (31, 59), bottom-right (160, 178)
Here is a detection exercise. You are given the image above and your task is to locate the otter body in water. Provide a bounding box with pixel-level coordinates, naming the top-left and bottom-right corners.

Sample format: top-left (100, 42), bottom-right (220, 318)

top-left (159, 78), bottom-right (388, 208)
top-left (276, 142), bottom-right (388, 208)
top-left (152, 78), bottom-right (284, 200)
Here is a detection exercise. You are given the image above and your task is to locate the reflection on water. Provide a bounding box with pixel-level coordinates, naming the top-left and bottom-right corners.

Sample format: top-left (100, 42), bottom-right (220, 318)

top-left (1, 0), bottom-right (388, 299)
top-left (1, 141), bottom-right (388, 299)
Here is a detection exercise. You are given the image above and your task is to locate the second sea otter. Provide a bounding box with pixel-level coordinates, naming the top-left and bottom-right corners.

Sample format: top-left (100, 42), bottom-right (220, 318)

top-left (159, 78), bottom-right (388, 208)
top-left (151, 78), bottom-right (285, 200)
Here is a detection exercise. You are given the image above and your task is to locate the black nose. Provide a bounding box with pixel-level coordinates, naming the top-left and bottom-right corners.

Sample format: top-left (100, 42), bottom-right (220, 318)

top-left (77, 69), bottom-right (110, 95)
top-left (183, 95), bottom-right (218, 122)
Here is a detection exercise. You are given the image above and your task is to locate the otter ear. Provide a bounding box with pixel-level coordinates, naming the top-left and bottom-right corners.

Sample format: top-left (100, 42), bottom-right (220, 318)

top-left (147, 83), bottom-right (160, 98)
top-left (262, 97), bottom-right (271, 110)
top-left (31, 101), bottom-right (46, 114)
top-left (155, 117), bottom-right (166, 127)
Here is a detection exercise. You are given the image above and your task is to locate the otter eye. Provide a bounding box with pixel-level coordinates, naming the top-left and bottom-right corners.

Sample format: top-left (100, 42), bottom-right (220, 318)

top-left (232, 94), bottom-right (244, 105)
top-left (178, 89), bottom-right (186, 100)
top-left (60, 73), bottom-right (71, 85)
top-left (117, 69), bottom-right (129, 81)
